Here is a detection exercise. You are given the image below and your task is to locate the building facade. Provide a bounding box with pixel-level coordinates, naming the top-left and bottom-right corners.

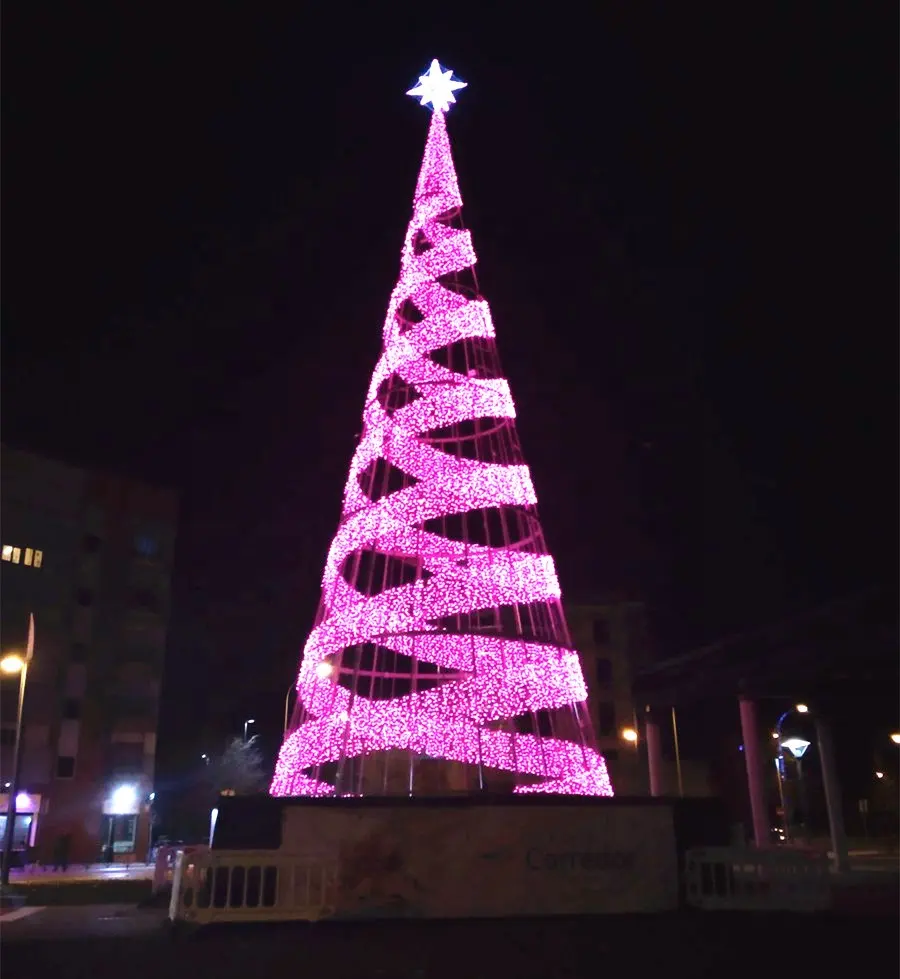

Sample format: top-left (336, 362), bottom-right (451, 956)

top-left (0, 446), bottom-right (177, 864)
top-left (569, 597), bottom-right (713, 797)
top-left (567, 597), bottom-right (654, 795)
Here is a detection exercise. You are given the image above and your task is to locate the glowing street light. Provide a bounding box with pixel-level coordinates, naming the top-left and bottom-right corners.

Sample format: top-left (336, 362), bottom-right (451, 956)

top-left (621, 727), bottom-right (638, 744)
top-left (109, 784), bottom-right (138, 815)
top-left (0, 654), bottom-right (25, 674)
top-left (781, 737), bottom-right (811, 759)
top-left (890, 733), bottom-right (900, 745)
top-left (795, 704), bottom-right (809, 714)
top-left (875, 771), bottom-right (885, 780)
top-left (243, 718), bottom-right (256, 743)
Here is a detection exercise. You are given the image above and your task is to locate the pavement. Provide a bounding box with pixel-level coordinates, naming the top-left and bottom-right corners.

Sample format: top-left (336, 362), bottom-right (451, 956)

top-left (5, 863), bottom-right (154, 884)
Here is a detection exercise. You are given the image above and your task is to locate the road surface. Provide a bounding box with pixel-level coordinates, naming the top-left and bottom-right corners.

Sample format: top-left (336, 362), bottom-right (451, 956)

top-left (1, 905), bottom-right (897, 979)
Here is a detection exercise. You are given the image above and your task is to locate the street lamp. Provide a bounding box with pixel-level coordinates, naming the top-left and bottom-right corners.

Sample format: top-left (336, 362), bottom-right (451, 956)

top-left (890, 733), bottom-right (900, 745)
top-left (781, 738), bottom-right (811, 759)
top-left (243, 718), bottom-right (256, 743)
top-left (1, 614), bottom-right (35, 887)
top-left (0, 656), bottom-right (24, 675)
top-left (621, 727), bottom-right (638, 743)
top-left (773, 702), bottom-right (811, 843)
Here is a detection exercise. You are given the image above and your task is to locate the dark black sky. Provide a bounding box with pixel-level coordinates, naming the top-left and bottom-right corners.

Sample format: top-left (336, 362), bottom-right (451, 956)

top-left (3, 6), bottom-right (896, 764)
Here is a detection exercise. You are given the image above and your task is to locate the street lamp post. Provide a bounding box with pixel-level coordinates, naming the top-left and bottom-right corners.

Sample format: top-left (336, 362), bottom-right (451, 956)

top-left (243, 719), bottom-right (256, 743)
top-left (1, 614), bottom-right (35, 887)
top-left (284, 686), bottom-right (295, 737)
top-left (671, 707), bottom-right (684, 798)
top-left (773, 702), bottom-right (809, 842)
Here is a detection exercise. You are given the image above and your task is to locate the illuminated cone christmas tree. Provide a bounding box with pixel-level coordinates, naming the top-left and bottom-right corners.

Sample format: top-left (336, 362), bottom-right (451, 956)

top-left (271, 62), bottom-right (613, 797)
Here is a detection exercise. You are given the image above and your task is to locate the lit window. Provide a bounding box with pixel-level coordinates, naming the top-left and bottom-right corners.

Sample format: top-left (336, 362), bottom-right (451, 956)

top-left (2, 544), bottom-right (43, 568)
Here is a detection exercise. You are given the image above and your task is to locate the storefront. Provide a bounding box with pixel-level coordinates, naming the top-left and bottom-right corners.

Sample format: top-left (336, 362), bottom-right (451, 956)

top-left (100, 783), bottom-right (150, 861)
top-left (0, 791), bottom-right (41, 854)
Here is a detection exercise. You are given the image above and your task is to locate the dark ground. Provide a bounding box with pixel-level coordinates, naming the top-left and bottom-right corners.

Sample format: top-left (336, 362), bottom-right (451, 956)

top-left (2, 908), bottom-right (897, 979)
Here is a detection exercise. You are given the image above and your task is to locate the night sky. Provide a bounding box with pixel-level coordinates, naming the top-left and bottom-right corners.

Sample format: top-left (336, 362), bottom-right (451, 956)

top-left (4, 7), bottom-right (896, 776)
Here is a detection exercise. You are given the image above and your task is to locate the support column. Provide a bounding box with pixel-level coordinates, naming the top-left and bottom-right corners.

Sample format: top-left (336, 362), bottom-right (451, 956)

top-left (738, 695), bottom-right (769, 848)
top-left (816, 718), bottom-right (849, 872)
top-left (644, 708), bottom-right (663, 797)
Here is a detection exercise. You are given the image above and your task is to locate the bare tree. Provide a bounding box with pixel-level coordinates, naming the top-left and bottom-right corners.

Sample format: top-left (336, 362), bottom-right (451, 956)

top-left (209, 735), bottom-right (268, 796)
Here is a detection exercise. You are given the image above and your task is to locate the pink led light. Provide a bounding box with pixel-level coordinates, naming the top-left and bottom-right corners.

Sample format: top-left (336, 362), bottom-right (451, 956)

top-left (271, 108), bottom-right (612, 798)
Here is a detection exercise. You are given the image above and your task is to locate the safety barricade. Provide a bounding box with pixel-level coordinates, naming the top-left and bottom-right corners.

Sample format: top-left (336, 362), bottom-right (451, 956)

top-left (685, 846), bottom-right (832, 911)
top-left (168, 848), bottom-right (338, 926)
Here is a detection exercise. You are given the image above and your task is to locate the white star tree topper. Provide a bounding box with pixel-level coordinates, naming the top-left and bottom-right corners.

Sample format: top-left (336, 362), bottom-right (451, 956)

top-left (406, 60), bottom-right (467, 113)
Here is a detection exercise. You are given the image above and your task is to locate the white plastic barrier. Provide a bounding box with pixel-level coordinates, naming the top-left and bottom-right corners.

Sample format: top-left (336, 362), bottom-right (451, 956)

top-left (685, 846), bottom-right (832, 911)
top-left (168, 848), bottom-right (338, 926)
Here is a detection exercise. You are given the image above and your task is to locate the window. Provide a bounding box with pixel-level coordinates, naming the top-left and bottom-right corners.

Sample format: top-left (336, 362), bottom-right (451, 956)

top-left (109, 690), bottom-right (158, 725)
top-left (595, 657), bottom-right (613, 687)
top-left (56, 756), bottom-right (76, 779)
top-left (592, 618), bottom-right (610, 645)
top-left (2, 545), bottom-right (41, 568)
top-left (597, 702), bottom-right (616, 736)
top-left (62, 698), bottom-right (81, 720)
top-left (71, 642), bottom-right (88, 663)
top-left (0, 814), bottom-right (32, 850)
top-left (83, 534), bottom-right (102, 554)
top-left (75, 588), bottom-right (93, 607)
top-left (108, 742), bottom-right (145, 775)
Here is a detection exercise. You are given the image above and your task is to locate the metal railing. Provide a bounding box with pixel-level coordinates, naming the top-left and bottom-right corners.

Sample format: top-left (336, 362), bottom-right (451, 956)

top-left (685, 846), bottom-right (832, 911)
top-left (168, 848), bottom-right (338, 926)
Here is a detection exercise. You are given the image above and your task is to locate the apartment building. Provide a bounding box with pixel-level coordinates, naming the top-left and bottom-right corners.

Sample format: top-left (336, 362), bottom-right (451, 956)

top-left (567, 596), bottom-right (654, 795)
top-left (0, 445), bottom-right (177, 864)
